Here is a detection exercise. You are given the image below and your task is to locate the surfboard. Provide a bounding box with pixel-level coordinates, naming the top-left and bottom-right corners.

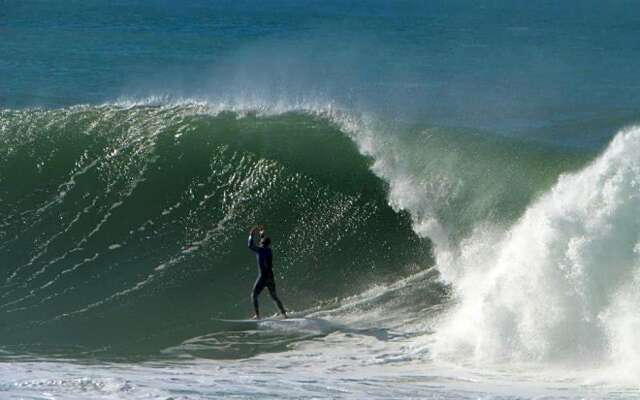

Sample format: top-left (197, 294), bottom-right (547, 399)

top-left (212, 317), bottom-right (306, 324)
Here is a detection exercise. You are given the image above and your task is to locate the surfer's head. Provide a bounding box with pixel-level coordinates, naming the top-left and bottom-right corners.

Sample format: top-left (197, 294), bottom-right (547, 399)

top-left (260, 237), bottom-right (271, 247)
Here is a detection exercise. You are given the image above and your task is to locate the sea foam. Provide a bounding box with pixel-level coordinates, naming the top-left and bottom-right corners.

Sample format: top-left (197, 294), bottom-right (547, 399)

top-left (430, 126), bottom-right (640, 375)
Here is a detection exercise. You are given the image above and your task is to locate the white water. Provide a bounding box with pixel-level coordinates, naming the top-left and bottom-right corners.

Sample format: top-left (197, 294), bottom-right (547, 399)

top-left (0, 326), bottom-right (634, 399)
top-left (425, 126), bottom-right (640, 381)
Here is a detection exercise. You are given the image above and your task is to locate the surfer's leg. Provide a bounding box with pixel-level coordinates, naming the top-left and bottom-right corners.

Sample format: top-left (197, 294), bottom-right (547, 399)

top-left (266, 280), bottom-right (287, 318)
top-left (251, 277), bottom-right (266, 319)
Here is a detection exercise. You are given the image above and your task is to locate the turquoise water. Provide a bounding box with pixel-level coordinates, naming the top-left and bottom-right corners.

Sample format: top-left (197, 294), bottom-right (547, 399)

top-left (4, 1), bottom-right (640, 137)
top-left (2, 1), bottom-right (640, 399)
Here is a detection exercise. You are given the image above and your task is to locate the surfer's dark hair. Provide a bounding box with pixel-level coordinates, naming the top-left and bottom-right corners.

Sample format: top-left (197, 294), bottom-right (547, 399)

top-left (260, 237), bottom-right (271, 247)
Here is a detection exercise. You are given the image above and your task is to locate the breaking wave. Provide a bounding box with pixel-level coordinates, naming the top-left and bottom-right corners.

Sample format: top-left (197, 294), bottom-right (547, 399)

top-left (8, 99), bottom-right (638, 379)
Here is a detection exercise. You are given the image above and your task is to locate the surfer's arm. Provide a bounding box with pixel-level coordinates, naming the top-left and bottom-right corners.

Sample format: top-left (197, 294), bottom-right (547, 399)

top-left (247, 233), bottom-right (259, 252)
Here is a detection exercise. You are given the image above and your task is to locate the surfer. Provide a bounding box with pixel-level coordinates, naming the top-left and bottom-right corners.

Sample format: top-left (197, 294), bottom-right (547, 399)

top-left (247, 225), bottom-right (287, 319)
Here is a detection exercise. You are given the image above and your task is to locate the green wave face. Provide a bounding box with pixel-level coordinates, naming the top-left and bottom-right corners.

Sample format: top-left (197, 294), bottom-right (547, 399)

top-left (0, 104), bottom-right (591, 360)
top-left (0, 105), bottom-right (425, 358)
top-left (370, 125), bottom-right (590, 244)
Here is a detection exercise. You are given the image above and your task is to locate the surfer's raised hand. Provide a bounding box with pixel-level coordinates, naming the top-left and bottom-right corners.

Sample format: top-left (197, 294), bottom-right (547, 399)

top-left (249, 225), bottom-right (265, 235)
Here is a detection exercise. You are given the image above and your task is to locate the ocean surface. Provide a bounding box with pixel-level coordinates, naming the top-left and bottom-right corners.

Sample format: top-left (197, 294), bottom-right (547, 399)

top-left (2, 1), bottom-right (640, 398)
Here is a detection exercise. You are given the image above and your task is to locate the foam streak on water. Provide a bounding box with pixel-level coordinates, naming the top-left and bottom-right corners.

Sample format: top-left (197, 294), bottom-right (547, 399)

top-left (1, 340), bottom-right (636, 400)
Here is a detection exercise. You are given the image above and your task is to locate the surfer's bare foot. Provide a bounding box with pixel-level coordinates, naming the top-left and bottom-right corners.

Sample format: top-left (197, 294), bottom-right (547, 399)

top-left (282, 312), bottom-right (287, 319)
top-left (251, 314), bottom-right (260, 320)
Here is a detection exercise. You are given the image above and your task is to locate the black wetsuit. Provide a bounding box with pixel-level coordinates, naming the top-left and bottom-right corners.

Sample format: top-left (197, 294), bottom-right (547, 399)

top-left (248, 233), bottom-right (286, 317)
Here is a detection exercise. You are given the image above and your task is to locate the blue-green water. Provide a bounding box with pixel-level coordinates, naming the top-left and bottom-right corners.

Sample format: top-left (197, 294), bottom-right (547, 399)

top-left (2, 1), bottom-right (640, 399)
top-left (4, 1), bottom-right (640, 137)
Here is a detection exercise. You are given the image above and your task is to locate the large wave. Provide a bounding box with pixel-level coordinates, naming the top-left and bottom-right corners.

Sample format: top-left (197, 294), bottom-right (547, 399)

top-left (0, 104), bottom-right (424, 357)
top-left (3, 101), bottom-right (620, 373)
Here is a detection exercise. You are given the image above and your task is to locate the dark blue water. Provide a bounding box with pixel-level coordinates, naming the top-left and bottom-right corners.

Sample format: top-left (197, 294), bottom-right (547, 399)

top-left (3, 1), bottom-right (640, 143)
